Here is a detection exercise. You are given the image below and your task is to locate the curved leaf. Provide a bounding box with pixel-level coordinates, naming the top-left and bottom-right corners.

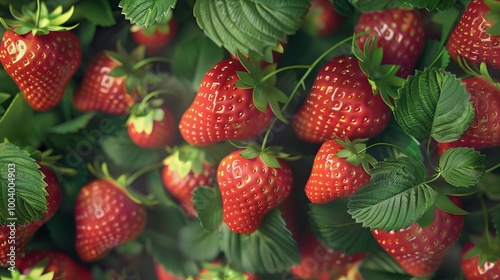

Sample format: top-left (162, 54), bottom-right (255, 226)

top-left (347, 157), bottom-right (436, 231)
top-left (193, 186), bottom-right (223, 233)
top-left (394, 68), bottom-right (474, 142)
top-left (119, 0), bottom-right (177, 28)
top-left (439, 148), bottom-right (486, 187)
top-left (194, 0), bottom-right (309, 56)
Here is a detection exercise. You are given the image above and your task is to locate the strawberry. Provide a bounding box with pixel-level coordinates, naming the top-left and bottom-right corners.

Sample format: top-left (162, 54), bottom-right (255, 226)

top-left (447, 0), bottom-right (500, 70)
top-left (127, 103), bottom-right (177, 149)
top-left (354, 8), bottom-right (425, 78)
top-left (0, 165), bottom-right (62, 267)
top-left (131, 17), bottom-right (177, 55)
top-left (305, 139), bottom-right (371, 204)
top-left (179, 59), bottom-right (273, 146)
top-left (74, 179), bottom-right (147, 262)
top-left (0, 4), bottom-right (81, 111)
top-left (461, 238), bottom-right (500, 279)
top-left (162, 145), bottom-right (216, 217)
top-left (302, 0), bottom-right (343, 37)
top-left (16, 250), bottom-right (93, 280)
top-left (290, 230), bottom-right (365, 279)
top-left (155, 262), bottom-right (184, 280)
top-left (437, 76), bottom-right (500, 154)
top-left (371, 197), bottom-right (464, 277)
top-left (292, 55), bottom-right (391, 143)
top-left (217, 149), bottom-right (293, 234)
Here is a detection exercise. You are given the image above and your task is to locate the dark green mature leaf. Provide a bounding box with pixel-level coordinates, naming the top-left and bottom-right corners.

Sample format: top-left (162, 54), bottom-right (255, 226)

top-left (394, 68), bottom-right (474, 142)
top-left (348, 0), bottom-right (404, 12)
top-left (435, 192), bottom-right (469, 215)
top-left (405, 0), bottom-right (455, 11)
top-left (309, 199), bottom-right (379, 254)
top-left (0, 142), bottom-right (48, 225)
top-left (359, 249), bottom-right (415, 280)
top-left (347, 157), bottom-right (436, 231)
top-left (220, 209), bottom-right (300, 274)
top-left (439, 148), bottom-right (486, 187)
top-left (119, 0), bottom-right (177, 27)
top-left (193, 186), bottom-right (223, 232)
top-left (193, 0), bottom-right (309, 56)
top-left (179, 221), bottom-right (221, 261)
top-left (369, 120), bottom-right (423, 162)
top-left (78, 0), bottom-right (116, 26)
top-left (478, 173), bottom-right (500, 201)
top-left (101, 134), bottom-right (162, 169)
top-left (50, 112), bottom-right (96, 134)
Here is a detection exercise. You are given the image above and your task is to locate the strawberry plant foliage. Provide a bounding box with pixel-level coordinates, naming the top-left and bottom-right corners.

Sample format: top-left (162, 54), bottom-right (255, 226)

top-left (438, 148), bottom-right (486, 188)
top-left (394, 68), bottom-right (474, 142)
top-left (119, 0), bottom-right (176, 28)
top-left (193, 0), bottom-right (309, 56)
top-left (0, 142), bottom-right (47, 225)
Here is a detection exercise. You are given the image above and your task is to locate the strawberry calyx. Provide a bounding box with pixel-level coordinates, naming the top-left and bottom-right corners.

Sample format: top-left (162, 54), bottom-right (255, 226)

top-left (457, 56), bottom-right (500, 89)
top-left (464, 234), bottom-right (500, 266)
top-left (127, 99), bottom-right (166, 135)
top-left (335, 138), bottom-right (378, 173)
top-left (352, 34), bottom-right (406, 110)
top-left (4, 258), bottom-right (54, 280)
top-left (37, 149), bottom-right (77, 176)
top-left (238, 142), bottom-right (300, 168)
top-left (485, 0), bottom-right (500, 36)
top-left (162, 144), bottom-right (207, 178)
top-left (0, 1), bottom-right (77, 35)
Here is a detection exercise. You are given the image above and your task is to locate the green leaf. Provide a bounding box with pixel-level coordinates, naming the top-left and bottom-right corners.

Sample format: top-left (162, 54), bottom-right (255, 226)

top-left (50, 112), bottom-right (96, 134)
top-left (220, 209), bottom-right (300, 274)
top-left (438, 148), bottom-right (486, 187)
top-left (119, 0), bottom-right (177, 28)
top-left (394, 68), bottom-right (474, 142)
top-left (78, 0), bottom-right (116, 26)
top-left (0, 142), bottom-right (48, 225)
top-left (405, 0), bottom-right (455, 11)
top-left (478, 173), bottom-right (500, 201)
top-left (486, 0), bottom-right (500, 35)
top-left (308, 199), bottom-right (379, 254)
top-left (171, 34), bottom-right (225, 92)
top-left (193, 0), bottom-right (309, 56)
top-left (359, 249), bottom-right (415, 280)
top-left (179, 221), bottom-right (221, 261)
top-left (101, 134), bottom-right (162, 169)
top-left (193, 186), bottom-right (222, 232)
top-left (435, 192), bottom-right (469, 215)
top-left (348, 0), bottom-right (404, 13)
top-left (347, 157), bottom-right (436, 231)
top-left (369, 120), bottom-right (423, 162)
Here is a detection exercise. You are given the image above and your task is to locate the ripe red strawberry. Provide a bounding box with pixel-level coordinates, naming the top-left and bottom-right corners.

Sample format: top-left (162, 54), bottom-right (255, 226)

top-left (155, 262), bottom-right (183, 280)
top-left (437, 77), bottom-right (500, 154)
top-left (127, 104), bottom-right (177, 149)
top-left (74, 179), bottom-right (147, 262)
top-left (354, 8), bottom-right (425, 78)
top-left (447, 0), bottom-right (500, 70)
top-left (305, 139), bottom-right (371, 204)
top-left (0, 6), bottom-right (82, 111)
top-left (131, 18), bottom-right (177, 55)
top-left (372, 197), bottom-right (464, 277)
top-left (290, 231), bottom-right (365, 279)
top-left (303, 0), bottom-right (343, 36)
top-left (179, 59), bottom-right (273, 146)
top-left (0, 165), bottom-right (62, 267)
top-left (162, 145), bottom-right (216, 217)
top-left (72, 51), bottom-right (140, 115)
top-left (292, 55), bottom-right (391, 143)
top-left (217, 149), bottom-right (293, 234)
top-left (16, 250), bottom-right (92, 280)
top-left (461, 240), bottom-right (500, 279)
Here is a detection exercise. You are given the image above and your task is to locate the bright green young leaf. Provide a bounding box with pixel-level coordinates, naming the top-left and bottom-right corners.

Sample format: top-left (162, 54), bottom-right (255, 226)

top-left (394, 68), bottom-right (474, 142)
top-left (78, 0), bottom-right (116, 27)
top-left (179, 221), bottom-right (221, 262)
top-left (101, 134), bottom-right (162, 169)
top-left (193, 186), bottom-right (223, 232)
top-left (220, 209), bottom-right (300, 274)
top-left (308, 199), bottom-right (379, 254)
top-left (193, 0), bottom-right (309, 56)
top-left (0, 142), bottom-right (48, 225)
top-left (347, 157), bottom-right (436, 231)
top-left (438, 148), bottom-right (486, 187)
top-left (405, 0), bottom-right (455, 11)
top-left (435, 192), bottom-right (469, 215)
top-left (119, 0), bottom-right (176, 28)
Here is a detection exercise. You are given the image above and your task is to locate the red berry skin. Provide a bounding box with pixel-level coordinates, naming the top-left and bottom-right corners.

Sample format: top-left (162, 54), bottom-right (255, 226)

top-left (305, 140), bottom-right (370, 204)
top-left (304, 0), bottom-right (343, 36)
top-left (354, 8), bottom-right (425, 78)
top-left (179, 59), bottom-right (273, 146)
top-left (162, 161), bottom-right (216, 217)
top-left (447, 0), bottom-right (500, 70)
top-left (0, 29), bottom-right (81, 111)
top-left (461, 241), bottom-right (500, 280)
top-left (128, 106), bottom-right (177, 149)
top-left (155, 262), bottom-right (184, 280)
top-left (292, 56), bottom-right (391, 144)
top-left (372, 197), bottom-right (464, 277)
top-left (290, 231), bottom-right (365, 279)
top-left (437, 77), bottom-right (500, 155)
top-left (17, 250), bottom-right (93, 280)
top-left (74, 179), bottom-right (147, 262)
top-left (217, 150), bottom-right (293, 235)
top-left (131, 19), bottom-right (177, 55)
top-left (73, 51), bottom-right (138, 115)
top-left (0, 166), bottom-right (62, 267)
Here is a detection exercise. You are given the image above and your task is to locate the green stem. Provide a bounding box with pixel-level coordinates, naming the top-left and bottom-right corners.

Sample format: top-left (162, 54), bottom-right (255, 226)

top-left (35, 0), bottom-right (41, 27)
top-left (362, 142), bottom-right (407, 155)
top-left (427, 48), bottom-right (445, 69)
top-left (125, 161), bottom-right (164, 186)
top-left (478, 193), bottom-right (494, 246)
top-left (260, 65), bottom-right (312, 83)
top-left (424, 172), bottom-right (442, 185)
top-left (486, 162), bottom-right (500, 173)
top-left (138, 89), bottom-right (175, 110)
top-left (260, 33), bottom-right (367, 150)
top-left (132, 56), bottom-right (171, 71)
